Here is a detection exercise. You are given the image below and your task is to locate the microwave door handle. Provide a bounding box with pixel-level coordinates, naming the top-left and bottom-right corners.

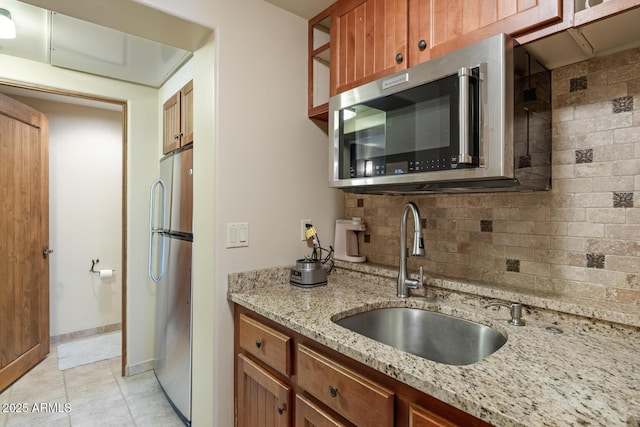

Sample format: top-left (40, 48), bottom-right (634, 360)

top-left (458, 67), bottom-right (474, 165)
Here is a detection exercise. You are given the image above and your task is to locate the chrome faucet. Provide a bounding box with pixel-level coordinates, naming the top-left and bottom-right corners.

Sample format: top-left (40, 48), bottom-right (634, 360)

top-left (397, 202), bottom-right (425, 298)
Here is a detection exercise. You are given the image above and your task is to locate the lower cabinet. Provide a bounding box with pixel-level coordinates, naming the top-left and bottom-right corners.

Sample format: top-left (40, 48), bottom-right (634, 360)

top-left (409, 403), bottom-right (458, 427)
top-left (237, 353), bottom-right (291, 427)
top-left (234, 306), bottom-right (493, 427)
top-left (295, 395), bottom-right (347, 427)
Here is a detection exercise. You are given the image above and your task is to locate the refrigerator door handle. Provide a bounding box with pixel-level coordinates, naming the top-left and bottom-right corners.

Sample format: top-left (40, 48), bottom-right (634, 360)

top-left (149, 179), bottom-right (167, 283)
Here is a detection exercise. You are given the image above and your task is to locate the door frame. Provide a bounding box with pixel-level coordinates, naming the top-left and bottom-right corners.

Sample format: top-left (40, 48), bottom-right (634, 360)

top-left (0, 80), bottom-right (129, 376)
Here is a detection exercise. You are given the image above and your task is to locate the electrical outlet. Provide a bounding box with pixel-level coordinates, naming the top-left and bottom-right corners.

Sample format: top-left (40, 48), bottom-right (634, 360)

top-left (301, 219), bottom-right (312, 241)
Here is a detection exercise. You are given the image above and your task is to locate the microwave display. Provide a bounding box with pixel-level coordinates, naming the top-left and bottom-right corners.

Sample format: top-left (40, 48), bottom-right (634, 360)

top-left (338, 70), bottom-right (480, 179)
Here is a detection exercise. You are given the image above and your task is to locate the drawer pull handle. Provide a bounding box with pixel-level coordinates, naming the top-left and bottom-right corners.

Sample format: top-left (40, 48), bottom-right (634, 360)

top-left (328, 385), bottom-right (339, 397)
top-left (277, 405), bottom-right (285, 415)
top-left (255, 340), bottom-right (263, 349)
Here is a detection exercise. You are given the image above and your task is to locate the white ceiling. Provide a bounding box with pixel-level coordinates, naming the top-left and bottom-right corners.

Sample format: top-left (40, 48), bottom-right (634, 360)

top-left (264, 0), bottom-right (334, 20)
top-left (0, 0), bottom-right (209, 88)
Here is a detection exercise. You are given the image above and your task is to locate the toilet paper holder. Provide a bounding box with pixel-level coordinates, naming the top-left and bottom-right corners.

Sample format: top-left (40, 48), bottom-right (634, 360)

top-left (90, 258), bottom-right (115, 275)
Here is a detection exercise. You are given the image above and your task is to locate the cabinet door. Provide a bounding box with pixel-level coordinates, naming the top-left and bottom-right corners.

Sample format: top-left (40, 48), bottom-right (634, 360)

top-left (295, 395), bottom-right (347, 427)
top-left (180, 80), bottom-right (194, 147)
top-left (237, 353), bottom-right (291, 427)
top-left (163, 92), bottom-right (181, 154)
top-left (427, 0), bottom-right (562, 59)
top-left (409, 403), bottom-right (458, 427)
top-left (331, 0), bottom-right (408, 95)
top-left (407, 0), bottom-right (431, 67)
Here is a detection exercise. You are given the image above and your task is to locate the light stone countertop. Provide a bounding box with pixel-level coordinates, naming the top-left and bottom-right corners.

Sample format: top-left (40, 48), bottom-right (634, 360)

top-left (227, 262), bottom-right (640, 427)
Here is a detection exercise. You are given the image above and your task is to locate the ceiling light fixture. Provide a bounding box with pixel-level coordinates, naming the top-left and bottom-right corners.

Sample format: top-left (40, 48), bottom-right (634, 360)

top-left (0, 8), bottom-right (16, 39)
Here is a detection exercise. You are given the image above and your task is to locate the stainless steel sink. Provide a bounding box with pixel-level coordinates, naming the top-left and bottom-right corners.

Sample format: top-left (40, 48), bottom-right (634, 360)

top-left (334, 307), bottom-right (507, 366)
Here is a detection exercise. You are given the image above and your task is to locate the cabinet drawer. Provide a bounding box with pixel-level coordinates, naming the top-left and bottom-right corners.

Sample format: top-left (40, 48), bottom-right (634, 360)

top-left (239, 314), bottom-right (292, 376)
top-left (295, 394), bottom-right (347, 427)
top-left (297, 344), bottom-right (394, 427)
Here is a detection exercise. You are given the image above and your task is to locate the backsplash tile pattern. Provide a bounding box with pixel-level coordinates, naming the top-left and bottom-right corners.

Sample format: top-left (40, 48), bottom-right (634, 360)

top-left (344, 48), bottom-right (640, 306)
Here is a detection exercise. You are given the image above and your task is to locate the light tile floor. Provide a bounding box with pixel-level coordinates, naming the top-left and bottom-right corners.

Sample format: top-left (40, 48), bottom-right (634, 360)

top-left (0, 345), bottom-right (184, 426)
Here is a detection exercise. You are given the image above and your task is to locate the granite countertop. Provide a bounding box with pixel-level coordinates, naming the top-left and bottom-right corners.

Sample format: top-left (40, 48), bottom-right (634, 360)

top-left (227, 262), bottom-right (640, 427)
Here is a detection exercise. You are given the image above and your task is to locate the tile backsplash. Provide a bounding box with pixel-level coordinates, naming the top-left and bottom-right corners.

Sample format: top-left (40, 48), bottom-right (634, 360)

top-left (344, 47), bottom-right (640, 306)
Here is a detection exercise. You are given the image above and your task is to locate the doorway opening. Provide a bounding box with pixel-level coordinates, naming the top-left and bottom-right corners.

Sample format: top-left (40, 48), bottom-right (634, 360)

top-left (0, 81), bottom-right (128, 376)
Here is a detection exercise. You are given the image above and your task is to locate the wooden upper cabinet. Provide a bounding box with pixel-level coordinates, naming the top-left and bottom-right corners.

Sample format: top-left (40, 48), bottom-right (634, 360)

top-left (425, 0), bottom-right (563, 60)
top-left (330, 0), bottom-right (408, 96)
top-left (162, 80), bottom-right (193, 155)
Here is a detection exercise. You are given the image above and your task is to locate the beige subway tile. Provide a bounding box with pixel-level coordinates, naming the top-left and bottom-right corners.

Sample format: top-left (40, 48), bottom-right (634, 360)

top-left (520, 260), bottom-right (551, 277)
top-left (504, 271), bottom-right (538, 290)
top-left (552, 164), bottom-right (576, 179)
top-left (534, 249), bottom-right (568, 265)
top-left (568, 222), bottom-right (605, 237)
top-left (627, 274), bottom-right (640, 289)
top-left (491, 207), bottom-right (520, 221)
top-left (553, 178), bottom-right (593, 194)
top-left (552, 149), bottom-right (578, 166)
top-left (553, 106), bottom-right (575, 122)
top-left (491, 232), bottom-right (520, 247)
top-left (605, 287), bottom-right (640, 305)
top-left (564, 281), bottom-right (608, 300)
top-left (575, 192), bottom-right (615, 208)
top-left (588, 82), bottom-right (627, 103)
top-left (586, 208), bottom-right (626, 224)
top-left (634, 110), bottom-right (640, 126)
top-left (627, 209), bottom-right (640, 224)
top-left (550, 264), bottom-right (586, 281)
top-left (550, 208), bottom-right (586, 222)
top-left (596, 112), bottom-right (633, 131)
top-left (626, 241), bottom-right (640, 257)
top-left (551, 236), bottom-right (586, 252)
top-left (608, 63), bottom-right (640, 84)
top-left (575, 162), bottom-right (613, 177)
top-left (567, 251), bottom-right (587, 267)
top-left (504, 220), bottom-right (535, 234)
top-left (519, 207), bottom-right (550, 222)
top-left (574, 100), bottom-right (611, 120)
top-left (593, 143), bottom-right (634, 161)
top-left (534, 221), bottom-right (567, 236)
top-left (614, 126), bottom-right (640, 144)
top-left (555, 118), bottom-right (597, 137)
top-left (613, 159), bottom-right (640, 176)
top-left (506, 246), bottom-right (535, 261)
top-left (533, 277), bottom-right (568, 293)
top-left (606, 255), bottom-right (640, 273)
top-left (586, 238), bottom-right (630, 256)
top-left (585, 269), bottom-right (628, 288)
top-left (519, 234), bottom-right (551, 249)
top-left (606, 224), bottom-right (640, 240)
top-left (550, 194), bottom-right (576, 208)
top-left (592, 176), bottom-right (634, 192)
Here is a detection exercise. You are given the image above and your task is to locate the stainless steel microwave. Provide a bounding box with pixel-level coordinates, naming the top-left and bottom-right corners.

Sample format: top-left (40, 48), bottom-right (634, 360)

top-left (328, 33), bottom-right (551, 194)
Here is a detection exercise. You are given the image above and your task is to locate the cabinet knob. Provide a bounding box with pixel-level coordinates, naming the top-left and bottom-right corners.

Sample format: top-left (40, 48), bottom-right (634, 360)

top-left (418, 39), bottom-right (427, 51)
top-left (277, 406), bottom-right (285, 415)
top-left (395, 53), bottom-right (404, 64)
top-left (328, 385), bottom-right (339, 397)
top-left (174, 134), bottom-right (180, 140)
top-left (255, 340), bottom-right (263, 349)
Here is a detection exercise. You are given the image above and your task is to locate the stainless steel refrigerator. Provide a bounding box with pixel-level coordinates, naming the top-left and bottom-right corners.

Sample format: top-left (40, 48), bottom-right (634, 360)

top-left (148, 146), bottom-right (193, 424)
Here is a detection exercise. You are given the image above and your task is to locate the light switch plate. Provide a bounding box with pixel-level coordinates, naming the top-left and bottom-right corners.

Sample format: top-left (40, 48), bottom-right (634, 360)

top-left (226, 223), bottom-right (249, 248)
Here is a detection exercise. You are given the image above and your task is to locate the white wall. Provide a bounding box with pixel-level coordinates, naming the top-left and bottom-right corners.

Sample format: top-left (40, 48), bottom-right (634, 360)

top-left (144, 1), bottom-right (344, 425)
top-left (0, 53), bottom-right (159, 373)
top-left (14, 97), bottom-right (123, 337)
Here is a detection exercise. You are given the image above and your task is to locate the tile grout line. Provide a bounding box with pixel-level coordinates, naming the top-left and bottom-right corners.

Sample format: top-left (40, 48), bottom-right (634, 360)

top-left (111, 361), bottom-right (138, 426)
top-left (61, 359), bottom-right (73, 426)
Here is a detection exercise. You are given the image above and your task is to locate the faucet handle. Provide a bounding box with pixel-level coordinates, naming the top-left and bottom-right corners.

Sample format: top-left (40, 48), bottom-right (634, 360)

top-left (418, 265), bottom-right (423, 288)
top-left (486, 302), bottom-right (525, 326)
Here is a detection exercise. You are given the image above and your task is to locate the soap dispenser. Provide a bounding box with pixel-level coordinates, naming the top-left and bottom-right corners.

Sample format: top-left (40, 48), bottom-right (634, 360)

top-left (334, 218), bottom-right (366, 263)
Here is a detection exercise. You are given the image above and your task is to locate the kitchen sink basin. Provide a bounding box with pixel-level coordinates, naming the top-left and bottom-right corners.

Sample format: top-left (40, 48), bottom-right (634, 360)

top-left (334, 307), bottom-right (507, 366)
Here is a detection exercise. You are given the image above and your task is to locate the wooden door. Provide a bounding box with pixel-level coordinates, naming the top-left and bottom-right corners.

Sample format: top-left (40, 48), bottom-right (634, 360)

top-left (427, 0), bottom-right (562, 59)
top-left (331, 0), bottom-right (408, 95)
top-left (0, 93), bottom-right (50, 392)
top-left (237, 353), bottom-right (291, 427)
